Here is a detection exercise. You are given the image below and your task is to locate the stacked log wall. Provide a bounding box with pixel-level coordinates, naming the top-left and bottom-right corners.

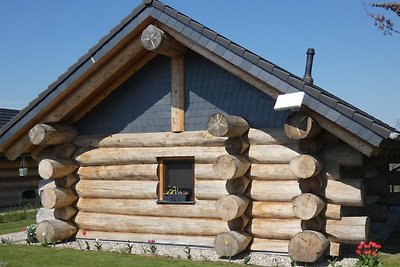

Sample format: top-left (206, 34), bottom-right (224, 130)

top-left (73, 130), bottom-right (230, 246)
top-left (0, 157), bottom-right (40, 208)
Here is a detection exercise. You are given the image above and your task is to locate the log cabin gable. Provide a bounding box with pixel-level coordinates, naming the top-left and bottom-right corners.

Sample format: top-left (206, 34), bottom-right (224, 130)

top-left (1, 0), bottom-right (400, 160)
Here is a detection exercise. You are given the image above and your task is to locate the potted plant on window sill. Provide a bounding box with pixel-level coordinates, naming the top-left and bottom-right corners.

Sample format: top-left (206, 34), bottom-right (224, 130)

top-left (163, 186), bottom-right (189, 202)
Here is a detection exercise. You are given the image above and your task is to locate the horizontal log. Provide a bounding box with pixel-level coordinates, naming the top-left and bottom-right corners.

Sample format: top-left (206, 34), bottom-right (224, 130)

top-left (74, 146), bottom-right (227, 166)
top-left (36, 208), bottom-right (55, 223)
top-left (322, 179), bottom-right (365, 206)
top-left (248, 145), bottom-right (300, 164)
top-left (54, 144), bottom-right (76, 159)
top-left (292, 193), bottom-right (326, 220)
top-left (228, 215), bottom-right (249, 231)
top-left (41, 187), bottom-right (78, 209)
top-left (213, 155), bottom-right (250, 180)
top-left (320, 144), bottom-right (364, 167)
top-left (207, 113), bottom-right (249, 137)
top-left (249, 201), bottom-right (340, 220)
top-left (54, 206), bottom-right (78, 221)
top-left (297, 138), bottom-right (322, 154)
top-left (324, 216), bottom-right (369, 244)
top-left (249, 164), bottom-right (297, 180)
top-left (289, 155), bottom-right (323, 179)
top-left (247, 128), bottom-right (294, 146)
top-left (36, 219), bottom-right (77, 243)
top-left (288, 230), bottom-right (329, 263)
top-left (73, 131), bottom-right (226, 148)
top-left (284, 111), bottom-right (322, 140)
top-left (342, 203), bottom-right (389, 222)
top-left (214, 231), bottom-right (251, 257)
top-left (320, 162), bottom-right (341, 180)
top-left (32, 147), bottom-right (55, 162)
top-left (77, 198), bottom-right (219, 218)
top-left (141, 24), bottom-right (185, 57)
top-left (54, 174), bottom-right (78, 188)
top-left (74, 180), bottom-right (158, 199)
top-left (38, 159), bottom-right (78, 179)
top-left (224, 137), bottom-right (249, 155)
top-left (0, 158), bottom-right (37, 169)
top-left (29, 124), bottom-right (77, 146)
top-left (38, 179), bottom-right (56, 196)
top-left (0, 168), bottom-right (39, 179)
top-left (75, 230), bottom-right (215, 247)
top-left (195, 180), bottom-right (228, 200)
top-left (74, 211), bottom-right (229, 236)
top-left (0, 177), bottom-right (40, 190)
top-left (247, 218), bottom-right (303, 240)
top-left (250, 238), bottom-right (289, 253)
top-left (77, 164), bottom-right (158, 180)
top-left (216, 195), bottom-right (249, 221)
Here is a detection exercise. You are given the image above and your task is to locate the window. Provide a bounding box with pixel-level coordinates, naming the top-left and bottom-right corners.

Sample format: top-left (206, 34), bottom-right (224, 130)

top-left (158, 157), bottom-right (194, 203)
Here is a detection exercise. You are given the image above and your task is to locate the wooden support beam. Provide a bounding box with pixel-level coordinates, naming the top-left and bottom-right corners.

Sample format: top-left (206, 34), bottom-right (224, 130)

top-left (207, 113), bottom-right (249, 137)
top-left (171, 54), bottom-right (185, 132)
top-left (213, 155), bottom-right (250, 180)
top-left (36, 219), bottom-right (77, 243)
top-left (29, 124), bottom-right (77, 146)
top-left (289, 230), bottom-right (329, 263)
top-left (284, 111), bottom-right (322, 140)
top-left (38, 158), bottom-right (78, 179)
top-left (289, 155), bottom-right (324, 179)
top-left (140, 24), bottom-right (185, 57)
top-left (4, 134), bottom-right (32, 161)
top-left (214, 231), bottom-right (251, 257)
top-left (40, 187), bottom-right (78, 209)
top-left (215, 195), bottom-right (249, 221)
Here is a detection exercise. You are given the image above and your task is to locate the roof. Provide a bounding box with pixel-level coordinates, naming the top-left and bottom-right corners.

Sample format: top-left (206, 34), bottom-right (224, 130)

top-left (0, 108), bottom-right (19, 129)
top-left (0, 0), bottom-right (399, 157)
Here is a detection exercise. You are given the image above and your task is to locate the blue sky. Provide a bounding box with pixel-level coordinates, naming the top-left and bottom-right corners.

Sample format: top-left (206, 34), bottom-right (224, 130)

top-left (0, 0), bottom-right (399, 127)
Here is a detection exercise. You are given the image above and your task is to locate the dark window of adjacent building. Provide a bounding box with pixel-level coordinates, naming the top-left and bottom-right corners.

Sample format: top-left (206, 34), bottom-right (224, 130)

top-left (158, 157), bottom-right (194, 203)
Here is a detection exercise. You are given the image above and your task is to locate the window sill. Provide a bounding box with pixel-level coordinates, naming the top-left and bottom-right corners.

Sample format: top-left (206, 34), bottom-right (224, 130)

top-left (156, 200), bottom-right (196, 205)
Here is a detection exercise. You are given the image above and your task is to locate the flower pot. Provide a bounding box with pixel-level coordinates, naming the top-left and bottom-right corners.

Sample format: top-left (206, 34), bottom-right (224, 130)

top-left (19, 167), bottom-right (28, 177)
top-left (163, 193), bottom-right (189, 202)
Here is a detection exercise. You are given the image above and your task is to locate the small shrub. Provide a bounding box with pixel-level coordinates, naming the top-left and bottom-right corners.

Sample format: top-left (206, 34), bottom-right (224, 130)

top-left (124, 241), bottom-right (134, 254)
top-left (25, 224), bottom-right (38, 244)
top-left (0, 238), bottom-right (12, 244)
top-left (183, 244), bottom-right (192, 260)
top-left (243, 255), bottom-right (251, 265)
top-left (94, 238), bottom-right (102, 251)
top-left (328, 256), bottom-right (342, 267)
top-left (355, 241), bottom-right (382, 267)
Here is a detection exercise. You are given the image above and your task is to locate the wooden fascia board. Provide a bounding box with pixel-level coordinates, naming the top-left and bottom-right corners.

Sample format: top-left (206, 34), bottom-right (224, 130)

top-left (3, 18), bottom-right (155, 159)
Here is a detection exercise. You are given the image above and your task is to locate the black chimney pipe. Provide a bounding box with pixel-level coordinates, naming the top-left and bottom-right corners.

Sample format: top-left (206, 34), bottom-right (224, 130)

top-left (303, 48), bottom-right (315, 85)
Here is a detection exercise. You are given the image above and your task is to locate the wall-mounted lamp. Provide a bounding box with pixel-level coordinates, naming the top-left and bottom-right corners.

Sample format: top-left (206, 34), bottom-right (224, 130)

top-left (19, 156), bottom-right (28, 177)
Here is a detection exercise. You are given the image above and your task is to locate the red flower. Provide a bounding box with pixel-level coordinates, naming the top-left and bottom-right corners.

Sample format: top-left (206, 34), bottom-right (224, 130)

top-left (82, 230), bottom-right (87, 236)
top-left (356, 249), bottom-right (361, 255)
top-left (372, 251), bottom-right (377, 256)
top-left (364, 250), bottom-right (371, 255)
top-left (357, 244), bottom-right (362, 250)
top-left (360, 241), bottom-right (365, 246)
top-left (376, 244), bottom-right (382, 249)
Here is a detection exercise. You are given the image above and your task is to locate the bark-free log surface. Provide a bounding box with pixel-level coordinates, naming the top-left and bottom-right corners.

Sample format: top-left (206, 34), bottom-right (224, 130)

top-left (74, 180), bottom-right (157, 199)
top-left (228, 215), bottom-right (249, 231)
top-left (325, 216), bottom-right (369, 244)
top-left (54, 206), bottom-right (78, 221)
top-left (292, 193), bottom-right (326, 220)
top-left (322, 179), bottom-right (365, 206)
top-left (320, 144), bottom-right (364, 167)
top-left (77, 198), bottom-right (219, 218)
top-left (207, 113), bottom-right (249, 137)
top-left (248, 145), bottom-right (300, 164)
top-left (171, 54), bottom-right (185, 132)
top-left (216, 195), bottom-right (249, 221)
top-left (54, 174), bottom-right (78, 188)
top-left (74, 146), bottom-right (227, 166)
top-left (249, 201), bottom-right (295, 218)
top-left (284, 112), bottom-right (322, 140)
top-left (297, 138), bottom-right (322, 154)
top-left (250, 238), bottom-right (289, 253)
top-left (250, 164), bottom-right (297, 180)
top-left (140, 24), bottom-right (184, 57)
top-left (226, 176), bottom-right (250, 195)
top-left (36, 219), bottom-right (77, 243)
top-left (36, 208), bottom-right (55, 223)
top-left (213, 155), bottom-right (250, 180)
top-left (29, 124), bottom-right (77, 146)
top-left (289, 155), bottom-right (323, 179)
top-left (247, 218), bottom-right (303, 240)
top-left (40, 187), bottom-right (77, 209)
top-left (38, 159), bottom-right (77, 179)
top-left (288, 230), bottom-right (329, 263)
top-left (77, 164), bottom-right (158, 180)
top-left (74, 212), bottom-right (228, 235)
top-left (214, 231), bottom-right (251, 257)
top-left (73, 131), bottom-right (226, 148)
top-left (224, 137), bottom-right (249, 155)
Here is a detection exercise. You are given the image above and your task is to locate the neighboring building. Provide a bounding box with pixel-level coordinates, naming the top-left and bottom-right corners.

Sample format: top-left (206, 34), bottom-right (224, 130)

top-left (0, 0), bottom-right (399, 263)
top-left (0, 108), bottom-right (39, 208)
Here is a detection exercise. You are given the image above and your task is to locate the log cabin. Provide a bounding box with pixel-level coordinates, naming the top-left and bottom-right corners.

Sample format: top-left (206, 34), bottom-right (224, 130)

top-left (0, 0), bottom-right (399, 263)
top-left (0, 108), bottom-right (40, 208)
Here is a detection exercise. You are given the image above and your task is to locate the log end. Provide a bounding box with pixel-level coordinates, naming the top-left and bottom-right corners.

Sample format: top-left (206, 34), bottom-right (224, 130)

top-left (214, 231), bottom-right (251, 257)
top-left (208, 113), bottom-right (230, 137)
top-left (216, 195), bottom-right (249, 221)
top-left (288, 230), bottom-right (329, 263)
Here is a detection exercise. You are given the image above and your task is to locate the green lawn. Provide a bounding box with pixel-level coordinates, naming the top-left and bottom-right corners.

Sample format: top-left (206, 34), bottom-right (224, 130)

top-left (0, 219), bottom-right (35, 235)
top-left (0, 244), bottom-right (234, 267)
